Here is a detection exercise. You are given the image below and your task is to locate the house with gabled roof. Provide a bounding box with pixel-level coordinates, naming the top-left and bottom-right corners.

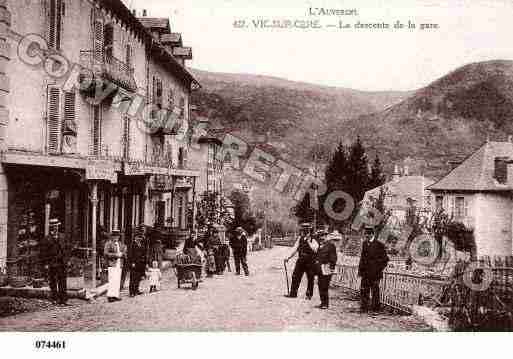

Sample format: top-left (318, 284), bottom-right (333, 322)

top-left (363, 165), bottom-right (434, 228)
top-left (428, 140), bottom-right (513, 256)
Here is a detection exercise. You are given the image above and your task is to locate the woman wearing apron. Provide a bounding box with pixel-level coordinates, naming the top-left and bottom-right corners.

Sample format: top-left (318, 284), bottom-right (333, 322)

top-left (104, 231), bottom-right (123, 302)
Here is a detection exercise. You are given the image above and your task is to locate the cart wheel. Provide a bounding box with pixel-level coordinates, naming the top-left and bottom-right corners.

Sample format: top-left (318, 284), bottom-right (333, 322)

top-left (191, 272), bottom-right (198, 290)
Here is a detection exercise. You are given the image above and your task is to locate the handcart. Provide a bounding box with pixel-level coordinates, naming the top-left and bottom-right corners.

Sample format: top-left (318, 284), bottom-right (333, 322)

top-left (174, 253), bottom-right (203, 290)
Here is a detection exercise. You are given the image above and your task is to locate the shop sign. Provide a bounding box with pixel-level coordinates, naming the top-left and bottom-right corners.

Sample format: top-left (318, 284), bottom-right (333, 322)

top-left (86, 161), bottom-right (118, 183)
top-left (125, 162), bottom-right (151, 176)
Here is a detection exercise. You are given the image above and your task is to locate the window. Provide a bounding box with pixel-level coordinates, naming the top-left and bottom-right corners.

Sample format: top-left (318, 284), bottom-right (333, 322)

top-left (152, 76), bottom-right (163, 108)
top-left (178, 147), bottom-right (185, 168)
top-left (104, 23), bottom-right (114, 59)
top-left (179, 96), bottom-right (185, 117)
top-left (125, 44), bottom-right (132, 69)
top-left (168, 88), bottom-right (174, 110)
top-left (48, 0), bottom-right (63, 50)
top-left (455, 197), bottom-right (465, 219)
top-left (46, 87), bottom-right (76, 155)
top-left (435, 195), bottom-right (443, 210)
top-left (93, 19), bottom-right (104, 62)
top-left (47, 86), bottom-right (61, 153)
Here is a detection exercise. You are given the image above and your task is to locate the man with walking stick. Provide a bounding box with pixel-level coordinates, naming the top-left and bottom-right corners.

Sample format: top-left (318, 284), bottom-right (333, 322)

top-left (284, 223), bottom-right (318, 300)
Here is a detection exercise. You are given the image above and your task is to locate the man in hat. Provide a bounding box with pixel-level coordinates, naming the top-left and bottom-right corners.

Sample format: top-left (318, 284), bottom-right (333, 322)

top-left (128, 234), bottom-right (146, 296)
top-left (104, 230), bottom-right (123, 302)
top-left (284, 223), bottom-right (318, 299)
top-left (230, 227), bottom-right (249, 276)
top-left (40, 218), bottom-right (69, 305)
top-left (313, 229), bottom-right (339, 309)
top-left (358, 224), bottom-right (389, 313)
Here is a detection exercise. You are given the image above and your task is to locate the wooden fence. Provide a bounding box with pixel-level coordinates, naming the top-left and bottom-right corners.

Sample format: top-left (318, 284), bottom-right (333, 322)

top-left (334, 256), bottom-right (513, 330)
top-left (333, 264), bottom-right (447, 314)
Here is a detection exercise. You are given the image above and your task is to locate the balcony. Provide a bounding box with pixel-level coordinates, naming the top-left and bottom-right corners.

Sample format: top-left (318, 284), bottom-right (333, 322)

top-left (79, 50), bottom-right (137, 94)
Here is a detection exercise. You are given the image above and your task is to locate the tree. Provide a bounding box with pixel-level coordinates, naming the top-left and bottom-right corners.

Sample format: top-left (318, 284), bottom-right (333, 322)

top-left (292, 184), bottom-right (316, 224)
top-left (368, 155), bottom-right (386, 189)
top-left (346, 136), bottom-right (370, 204)
top-left (320, 142), bottom-right (349, 228)
top-left (228, 189), bottom-right (258, 236)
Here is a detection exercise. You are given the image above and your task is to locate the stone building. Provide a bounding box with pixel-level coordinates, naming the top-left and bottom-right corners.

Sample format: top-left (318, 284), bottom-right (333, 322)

top-left (0, 0), bottom-right (200, 279)
top-left (428, 140), bottom-right (513, 256)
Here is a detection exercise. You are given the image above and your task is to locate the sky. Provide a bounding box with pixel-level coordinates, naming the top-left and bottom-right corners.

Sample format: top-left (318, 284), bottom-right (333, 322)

top-left (123, 0), bottom-right (513, 91)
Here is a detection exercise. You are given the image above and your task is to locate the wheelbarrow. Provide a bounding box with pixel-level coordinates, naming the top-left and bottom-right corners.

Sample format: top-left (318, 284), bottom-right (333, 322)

top-left (174, 263), bottom-right (203, 290)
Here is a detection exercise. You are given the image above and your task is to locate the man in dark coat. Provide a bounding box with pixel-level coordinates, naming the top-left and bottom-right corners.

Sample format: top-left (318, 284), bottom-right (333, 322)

top-left (358, 224), bottom-right (389, 313)
top-left (128, 235), bottom-right (146, 296)
top-left (284, 223), bottom-right (318, 299)
top-left (313, 230), bottom-right (339, 309)
top-left (40, 218), bottom-right (69, 305)
top-left (230, 227), bottom-right (249, 276)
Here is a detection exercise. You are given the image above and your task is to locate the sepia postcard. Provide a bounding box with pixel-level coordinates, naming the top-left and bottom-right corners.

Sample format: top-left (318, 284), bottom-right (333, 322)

top-left (1, 0), bottom-right (512, 356)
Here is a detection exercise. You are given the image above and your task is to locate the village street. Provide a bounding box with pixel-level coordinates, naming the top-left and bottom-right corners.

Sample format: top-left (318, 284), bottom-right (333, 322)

top-left (0, 247), bottom-right (430, 331)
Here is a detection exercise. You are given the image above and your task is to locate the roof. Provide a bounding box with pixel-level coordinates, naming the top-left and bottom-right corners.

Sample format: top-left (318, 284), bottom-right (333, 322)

top-left (98, 2), bottom-right (198, 89)
top-left (161, 33), bottom-right (182, 45)
top-left (364, 176), bottom-right (434, 208)
top-left (138, 17), bottom-right (171, 32)
top-left (428, 141), bottom-right (513, 192)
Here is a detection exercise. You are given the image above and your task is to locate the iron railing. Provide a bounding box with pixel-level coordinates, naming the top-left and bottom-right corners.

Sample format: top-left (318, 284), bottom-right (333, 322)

top-left (80, 50), bottom-right (137, 92)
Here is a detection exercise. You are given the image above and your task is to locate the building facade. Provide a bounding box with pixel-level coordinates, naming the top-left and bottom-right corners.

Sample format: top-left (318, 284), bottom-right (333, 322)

top-left (0, 0), bottom-right (200, 278)
top-left (362, 165), bottom-right (434, 227)
top-left (428, 141), bottom-right (513, 256)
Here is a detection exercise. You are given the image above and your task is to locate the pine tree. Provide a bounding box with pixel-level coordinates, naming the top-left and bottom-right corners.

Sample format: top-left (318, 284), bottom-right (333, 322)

top-left (324, 142), bottom-right (348, 189)
top-left (346, 136), bottom-right (370, 204)
top-left (368, 155), bottom-right (386, 189)
top-left (292, 185), bottom-right (316, 224)
top-left (320, 142), bottom-right (349, 227)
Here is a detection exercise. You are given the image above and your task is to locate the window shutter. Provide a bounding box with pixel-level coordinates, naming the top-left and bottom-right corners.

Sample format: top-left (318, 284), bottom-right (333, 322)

top-left (93, 19), bottom-right (104, 63)
top-left (63, 91), bottom-right (76, 124)
top-left (104, 24), bottom-right (114, 59)
top-left (464, 197), bottom-right (469, 217)
top-left (123, 116), bottom-right (130, 159)
top-left (90, 105), bottom-right (102, 156)
top-left (48, 0), bottom-right (55, 49)
top-left (125, 44), bottom-right (131, 69)
top-left (47, 86), bottom-right (61, 154)
top-left (168, 88), bottom-right (174, 109)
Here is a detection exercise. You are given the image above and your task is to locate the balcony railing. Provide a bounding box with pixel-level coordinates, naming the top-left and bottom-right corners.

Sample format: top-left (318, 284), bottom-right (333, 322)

top-left (80, 50), bottom-right (137, 92)
top-left (143, 144), bottom-right (175, 168)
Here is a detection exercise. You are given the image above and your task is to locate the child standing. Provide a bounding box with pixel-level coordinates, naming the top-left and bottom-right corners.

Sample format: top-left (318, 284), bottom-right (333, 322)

top-left (146, 261), bottom-right (162, 293)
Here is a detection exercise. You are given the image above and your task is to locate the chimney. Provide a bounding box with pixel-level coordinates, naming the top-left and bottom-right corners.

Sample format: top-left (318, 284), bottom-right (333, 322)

top-left (132, 9), bottom-right (136, 16)
top-left (392, 164), bottom-right (400, 181)
top-left (448, 160), bottom-right (462, 170)
top-left (495, 157), bottom-right (509, 184)
top-left (142, 9), bottom-right (147, 17)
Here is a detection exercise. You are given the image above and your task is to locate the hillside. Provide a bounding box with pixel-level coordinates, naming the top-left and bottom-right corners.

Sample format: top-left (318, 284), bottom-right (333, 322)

top-left (340, 60), bottom-right (513, 179)
top-left (190, 69), bottom-right (410, 161)
top-left (190, 61), bottom-right (513, 228)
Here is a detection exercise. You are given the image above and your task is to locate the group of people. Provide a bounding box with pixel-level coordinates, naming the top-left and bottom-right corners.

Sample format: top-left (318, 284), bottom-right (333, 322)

top-left (103, 230), bottom-right (163, 302)
top-left (182, 226), bottom-right (250, 277)
top-left (39, 218), bottom-right (163, 305)
top-left (284, 222), bottom-right (389, 313)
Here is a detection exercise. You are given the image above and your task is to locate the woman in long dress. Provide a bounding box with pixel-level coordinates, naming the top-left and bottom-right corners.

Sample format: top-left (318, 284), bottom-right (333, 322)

top-left (104, 231), bottom-right (123, 302)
